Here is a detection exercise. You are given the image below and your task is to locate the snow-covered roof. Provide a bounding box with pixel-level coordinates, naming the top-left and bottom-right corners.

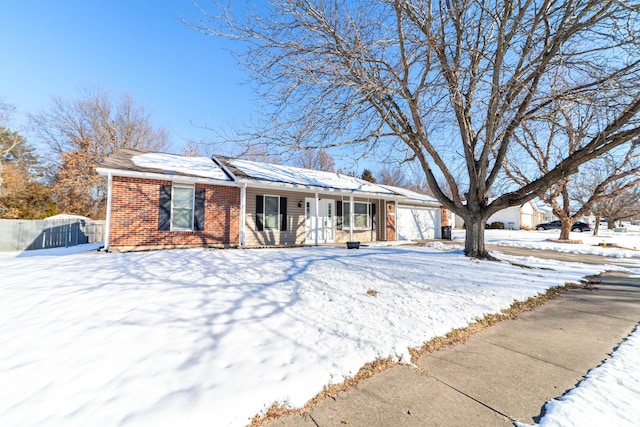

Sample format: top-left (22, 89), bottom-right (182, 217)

top-left (380, 184), bottom-right (439, 204)
top-left (228, 158), bottom-right (395, 195)
top-left (97, 148), bottom-right (233, 183)
top-left (535, 202), bottom-right (553, 214)
top-left (44, 214), bottom-right (92, 221)
top-left (131, 153), bottom-right (230, 181)
top-left (99, 149), bottom-right (441, 203)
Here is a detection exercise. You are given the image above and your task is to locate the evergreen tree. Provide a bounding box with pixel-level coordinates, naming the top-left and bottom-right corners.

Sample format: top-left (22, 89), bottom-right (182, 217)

top-left (360, 169), bottom-right (376, 183)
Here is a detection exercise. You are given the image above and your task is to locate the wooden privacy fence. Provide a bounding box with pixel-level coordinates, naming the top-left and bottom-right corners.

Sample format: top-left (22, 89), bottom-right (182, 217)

top-left (0, 219), bottom-right (105, 251)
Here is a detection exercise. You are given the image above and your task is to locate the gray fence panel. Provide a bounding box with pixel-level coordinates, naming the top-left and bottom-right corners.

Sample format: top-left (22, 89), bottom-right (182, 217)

top-left (0, 219), bottom-right (105, 251)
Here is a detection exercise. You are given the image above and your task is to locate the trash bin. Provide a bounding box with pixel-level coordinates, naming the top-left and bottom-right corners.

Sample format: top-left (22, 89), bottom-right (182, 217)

top-left (441, 226), bottom-right (452, 240)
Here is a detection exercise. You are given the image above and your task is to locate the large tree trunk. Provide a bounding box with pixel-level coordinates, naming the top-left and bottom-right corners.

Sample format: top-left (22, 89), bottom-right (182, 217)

top-left (593, 215), bottom-right (600, 236)
top-left (559, 218), bottom-right (572, 240)
top-left (464, 214), bottom-right (491, 259)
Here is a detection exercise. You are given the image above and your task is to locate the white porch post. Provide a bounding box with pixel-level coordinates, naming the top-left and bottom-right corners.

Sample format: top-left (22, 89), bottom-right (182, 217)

top-left (104, 172), bottom-right (112, 251)
top-left (368, 197), bottom-right (371, 240)
top-left (314, 192), bottom-right (319, 246)
top-left (239, 183), bottom-right (246, 247)
top-left (349, 194), bottom-right (354, 241)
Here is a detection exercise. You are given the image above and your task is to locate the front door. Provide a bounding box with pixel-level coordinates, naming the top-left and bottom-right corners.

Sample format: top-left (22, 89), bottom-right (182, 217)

top-left (305, 198), bottom-right (334, 243)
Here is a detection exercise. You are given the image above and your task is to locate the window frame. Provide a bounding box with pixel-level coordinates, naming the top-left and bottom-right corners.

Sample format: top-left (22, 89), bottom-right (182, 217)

top-left (343, 201), bottom-right (370, 230)
top-left (170, 184), bottom-right (196, 231)
top-left (263, 194), bottom-right (280, 231)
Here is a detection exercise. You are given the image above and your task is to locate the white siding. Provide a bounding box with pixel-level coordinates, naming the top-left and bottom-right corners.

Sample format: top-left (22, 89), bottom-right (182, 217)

top-left (488, 206), bottom-right (521, 229)
top-left (245, 188), bottom-right (308, 246)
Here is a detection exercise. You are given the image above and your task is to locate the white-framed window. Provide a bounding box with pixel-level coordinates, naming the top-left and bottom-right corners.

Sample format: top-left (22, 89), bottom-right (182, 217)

top-left (171, 184), bottom-right (195, 230)
top-left (264, 195), bottom-right (280, 230)
top-left (344, 201), bottom-right (370, 230)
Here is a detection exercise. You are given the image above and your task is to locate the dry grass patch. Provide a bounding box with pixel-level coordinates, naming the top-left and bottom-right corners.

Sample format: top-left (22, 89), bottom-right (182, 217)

top-left (305, 357), bottom-right (396, 406)
top-left (408, 280), bottom-right (597, 363)
top-left (249, 402), bottom-right (292, 426)
top-left (249, 279), bottom-right (598, 426)
top-left (248, 357), bottom-right (396, 426)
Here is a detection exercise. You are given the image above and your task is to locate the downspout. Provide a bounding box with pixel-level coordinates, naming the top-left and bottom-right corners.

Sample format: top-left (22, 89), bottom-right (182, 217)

top-left (240, 182), bottom-right (246, 247)
top-left (104, 172), bottom-right (112, 251)
top-left (349, 194), bottom-right (354, 242)
top-left (314, 192), bottom-right (319, 246)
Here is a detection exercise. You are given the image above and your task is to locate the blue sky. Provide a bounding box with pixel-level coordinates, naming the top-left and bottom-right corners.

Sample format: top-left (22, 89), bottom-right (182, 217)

top-left (0, 1), bottom-right (255, 152)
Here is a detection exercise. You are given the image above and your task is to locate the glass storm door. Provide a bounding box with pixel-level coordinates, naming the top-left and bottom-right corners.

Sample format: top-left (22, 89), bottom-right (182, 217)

top-left (305, 198), bottom-right (334, 243)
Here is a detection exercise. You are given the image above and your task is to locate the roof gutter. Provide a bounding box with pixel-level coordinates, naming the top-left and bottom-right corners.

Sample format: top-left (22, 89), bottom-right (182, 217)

top-left (96, 167), bottom-right (441, 207)
top-left (96, 167), bottom-right (240, 188)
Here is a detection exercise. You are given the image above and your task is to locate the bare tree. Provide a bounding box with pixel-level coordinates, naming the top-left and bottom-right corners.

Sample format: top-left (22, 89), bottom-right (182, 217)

top-left (505, 97), bottom-right (640, 239)
top-left (293, 149), bottom-right (335, 171)
top-left (573, 159), bottom-right (640, 234)
top-left (378, 164), bottom-right (408, 188)
top-left (30, 86), bottom-right (170, 218)
top-left (591, 187), bottom-right (640, 233)
top-left (377, 163), bottom-right (433, 195)
top-left (180, 139), bottom-right (205, 157)
top-left (188, 1), bottom-right (640, 257)
top-left (238, 144), bottom-right (283, 164)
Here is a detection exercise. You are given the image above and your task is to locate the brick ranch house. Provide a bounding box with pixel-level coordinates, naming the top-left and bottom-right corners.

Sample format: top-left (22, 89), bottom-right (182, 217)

top-left (97, 149), bottom-right (445, 252)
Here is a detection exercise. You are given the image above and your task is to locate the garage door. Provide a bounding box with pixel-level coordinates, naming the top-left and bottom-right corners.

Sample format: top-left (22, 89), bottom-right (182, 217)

top-left (397, 206), bottom-right (439, 240)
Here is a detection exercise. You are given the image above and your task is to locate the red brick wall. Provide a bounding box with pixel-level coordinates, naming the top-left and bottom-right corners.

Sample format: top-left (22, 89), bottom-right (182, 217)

top-left (109, 176), bottom-right (240, 249)
top-left (440, 206), bottom-right (449, 226)
top-left (386, 201), bottom-right (396, 241)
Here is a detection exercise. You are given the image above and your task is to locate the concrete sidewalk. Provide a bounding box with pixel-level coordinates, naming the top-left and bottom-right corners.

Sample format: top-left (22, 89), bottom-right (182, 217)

top-left (265, 267), bottom-right (640, 426)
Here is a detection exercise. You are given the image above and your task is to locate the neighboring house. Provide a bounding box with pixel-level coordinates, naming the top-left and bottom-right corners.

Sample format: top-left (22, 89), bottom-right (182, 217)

top-left (96, 149), bottom-right (443, 251)
top-left (536, 203), bottom-right (556, 223)
top-left (452, 200), bottom-right (546, 230)
top-left (487, 200), bottom-right (541, 230)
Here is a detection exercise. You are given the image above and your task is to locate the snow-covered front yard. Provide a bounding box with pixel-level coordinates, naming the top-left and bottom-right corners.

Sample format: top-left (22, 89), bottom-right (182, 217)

top-left (0, 241), bottom-right (637, 426)
top-left (463, 228), bottom-right (640, 257)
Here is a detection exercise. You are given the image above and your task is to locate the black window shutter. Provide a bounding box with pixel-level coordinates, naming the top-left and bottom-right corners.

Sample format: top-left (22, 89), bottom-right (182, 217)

top-left (280, 197), bottom-right (287, 231)
top-left (158, 184), bottom-right (172, 231)
top-left (194, 187), bottom-right (206, 231)
top-left (256, 195), bottom-right (264, 231)
top-left (371, 202), bottom-right (376, 230)
top-left (336, 201), bottom-right (343, 230)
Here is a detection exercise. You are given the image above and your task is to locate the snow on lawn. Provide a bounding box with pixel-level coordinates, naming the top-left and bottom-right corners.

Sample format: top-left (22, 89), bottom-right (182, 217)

top-left (452, 228), bottom-right (640, 258)
top-left (0, 244), bottom-right (618, 426)
top-left (518, 324), bottom-right (640, 427)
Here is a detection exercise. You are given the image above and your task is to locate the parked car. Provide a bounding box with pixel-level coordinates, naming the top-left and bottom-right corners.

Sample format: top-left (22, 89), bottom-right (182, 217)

top-left (535, 220), bottom-right (591, 232)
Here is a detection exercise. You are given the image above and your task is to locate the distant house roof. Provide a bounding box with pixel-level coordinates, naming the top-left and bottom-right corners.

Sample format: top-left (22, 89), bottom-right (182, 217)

top-left (98, 149), bottom-right (440, 205)
top-left (535, 202), bottom-right (553, 214)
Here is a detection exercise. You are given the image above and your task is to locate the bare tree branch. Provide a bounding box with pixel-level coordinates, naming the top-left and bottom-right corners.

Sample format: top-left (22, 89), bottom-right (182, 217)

top-left (186, 0), bottom-right (640, 257)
